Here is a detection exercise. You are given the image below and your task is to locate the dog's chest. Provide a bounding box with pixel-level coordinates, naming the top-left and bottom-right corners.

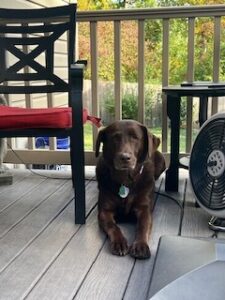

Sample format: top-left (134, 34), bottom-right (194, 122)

top-left (116, 192), bottom-right (135, 217)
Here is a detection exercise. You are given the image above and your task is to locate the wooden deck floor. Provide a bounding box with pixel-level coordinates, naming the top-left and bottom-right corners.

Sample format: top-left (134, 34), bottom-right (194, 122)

top-left (0, 167), bottom-right (224, 300)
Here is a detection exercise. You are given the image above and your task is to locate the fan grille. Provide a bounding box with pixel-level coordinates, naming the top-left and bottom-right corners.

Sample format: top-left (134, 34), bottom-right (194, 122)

top-left (190, 117), bottom-right (225, 210)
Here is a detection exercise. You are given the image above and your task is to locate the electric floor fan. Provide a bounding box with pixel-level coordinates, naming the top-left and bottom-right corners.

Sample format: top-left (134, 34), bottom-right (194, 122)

top-left (189, 112), bottom-right (225, 231)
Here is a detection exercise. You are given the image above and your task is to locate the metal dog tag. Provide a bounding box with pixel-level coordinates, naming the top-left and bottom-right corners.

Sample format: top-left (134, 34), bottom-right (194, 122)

top-left (118, 185), bottom-right (129, 198)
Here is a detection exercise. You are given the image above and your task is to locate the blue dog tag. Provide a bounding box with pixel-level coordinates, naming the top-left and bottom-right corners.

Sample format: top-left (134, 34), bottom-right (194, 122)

top-left (118, 185), bottom-right (129, 198)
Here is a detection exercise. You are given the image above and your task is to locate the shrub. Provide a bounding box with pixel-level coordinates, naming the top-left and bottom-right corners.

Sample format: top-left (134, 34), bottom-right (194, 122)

top-left (102, 84), bottom-right (161, 126)
top-left (101, 83), bottom-right (196, 128)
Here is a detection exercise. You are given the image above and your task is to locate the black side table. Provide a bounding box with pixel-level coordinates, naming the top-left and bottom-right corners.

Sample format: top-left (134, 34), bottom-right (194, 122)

top-left (163, 84), bottom-right (225, 192)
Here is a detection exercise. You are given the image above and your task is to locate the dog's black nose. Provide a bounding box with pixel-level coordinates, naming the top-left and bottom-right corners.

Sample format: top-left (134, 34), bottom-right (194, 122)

top-left (119, 152), bottom-right (131, 162)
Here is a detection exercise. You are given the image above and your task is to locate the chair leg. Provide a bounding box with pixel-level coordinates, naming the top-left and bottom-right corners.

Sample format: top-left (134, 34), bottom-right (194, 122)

top-left (74, 159), bottom-right (85, 224)
top-left (71, 126), bottom-right (86, 224)
top-left (70, 102), bottom-right (86, 224)
top-left (70, 65), bottom-right (86, 224)
top-left (199, 96), bottom-right (208, 127)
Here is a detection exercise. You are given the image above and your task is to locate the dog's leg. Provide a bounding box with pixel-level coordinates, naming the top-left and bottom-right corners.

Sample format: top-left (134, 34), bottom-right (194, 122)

top-left (130, 203), bottom-right (152, 259)
top-left (98, 210), bottom-right (129, 256)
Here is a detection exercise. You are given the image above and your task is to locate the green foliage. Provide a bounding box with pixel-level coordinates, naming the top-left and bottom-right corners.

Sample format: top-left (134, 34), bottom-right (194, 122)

top-left (103, 85), bottom-right (189, 127)
top-left (79, 0), bottom-right (224, 133)
top-left (169, 19), bottom-right (188, 84)
top-left (103, 89), bottom-right (114, 117)
top-left (134, 0), bottom-right (156, 8)
top-left (103, 89), bottom-right (138, 120)
top-left (103, 85), bottom-right (161, 125)
top-left (122, 93), bottom-right (138, 119)
top-left (78, 0), bottom-right (114, 10)
top-left (180, 98), bottom-right (187, 127)
top-left (78, 0), bottom-right (225, 85)
top-left (220, 43), bottom-right (225, 80)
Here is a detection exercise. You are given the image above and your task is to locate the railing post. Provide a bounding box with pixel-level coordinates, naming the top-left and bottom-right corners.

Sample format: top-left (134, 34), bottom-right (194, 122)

top-left (186, 17), bottom-right (195, 153)
top-left (138, 19), bottom-right (145, 124)
top-left (90, 21), bottom-right (99, 151)
top-left (212, 16), bottom-right (221, 115)
top-left (114, 20), bottom-right (122, 121)
top-left (162, 18), bottom-right (169, 153)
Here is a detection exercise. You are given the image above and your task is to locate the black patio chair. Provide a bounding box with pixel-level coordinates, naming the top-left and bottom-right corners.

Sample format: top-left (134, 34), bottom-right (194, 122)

top-left (0, 4), bottom-right (86, 224)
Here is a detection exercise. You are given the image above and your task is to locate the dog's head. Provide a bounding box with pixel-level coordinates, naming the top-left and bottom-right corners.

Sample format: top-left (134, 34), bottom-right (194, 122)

top-left (96, 120), bottom-right (159, 171)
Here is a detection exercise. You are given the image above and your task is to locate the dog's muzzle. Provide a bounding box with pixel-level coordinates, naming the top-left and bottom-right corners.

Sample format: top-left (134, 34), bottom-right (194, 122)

top-left (114, 152), bottom-right (136, 170)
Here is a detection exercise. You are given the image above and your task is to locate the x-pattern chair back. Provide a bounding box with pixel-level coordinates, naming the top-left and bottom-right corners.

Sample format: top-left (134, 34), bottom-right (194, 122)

top-left (0, 5), bottom-right (75, 94)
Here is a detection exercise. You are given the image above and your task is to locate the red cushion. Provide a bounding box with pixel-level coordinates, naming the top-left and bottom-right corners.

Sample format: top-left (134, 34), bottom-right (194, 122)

top-left (0, 106), bottom-right (101, 129)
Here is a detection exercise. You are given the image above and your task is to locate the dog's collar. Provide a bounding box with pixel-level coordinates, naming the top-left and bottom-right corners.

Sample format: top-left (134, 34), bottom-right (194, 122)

top-left (118, 164), bottom-right (144, 198)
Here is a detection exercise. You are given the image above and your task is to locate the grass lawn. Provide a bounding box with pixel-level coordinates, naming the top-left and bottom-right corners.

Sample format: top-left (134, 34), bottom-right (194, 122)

top-left (84, 124), bottom-right (199, 152)
top-left (150, 127), bottom-right (198, 152)
top-left (84, 123), bottom-right (93, 150)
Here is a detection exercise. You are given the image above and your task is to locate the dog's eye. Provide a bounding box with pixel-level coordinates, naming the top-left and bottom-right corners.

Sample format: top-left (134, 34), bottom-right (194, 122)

top-left (112, 133), bottom-right (122, 141)
top-left (130, 133), bottom-right (139, 140)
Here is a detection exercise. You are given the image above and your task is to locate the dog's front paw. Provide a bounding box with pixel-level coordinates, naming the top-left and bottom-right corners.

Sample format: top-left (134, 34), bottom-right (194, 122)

top-left (129, 241), bottom-right (151, 259)
top-left (110, 237), bottom-right (129, 256)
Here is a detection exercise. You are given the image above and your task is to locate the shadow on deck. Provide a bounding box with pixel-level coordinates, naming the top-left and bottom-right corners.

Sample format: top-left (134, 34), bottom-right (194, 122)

top-left (0, 167), bottom-right (223, 300)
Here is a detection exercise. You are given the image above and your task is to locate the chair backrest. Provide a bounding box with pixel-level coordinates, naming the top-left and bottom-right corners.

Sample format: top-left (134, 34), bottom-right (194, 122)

top-left (0, 4), bottom-right (76, 94)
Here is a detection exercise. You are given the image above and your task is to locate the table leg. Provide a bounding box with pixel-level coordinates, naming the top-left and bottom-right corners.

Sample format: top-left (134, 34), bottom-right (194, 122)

top-left (165, 95), bottom-right (180, 192)
top-left (199, 96), bottom-right (208, 127)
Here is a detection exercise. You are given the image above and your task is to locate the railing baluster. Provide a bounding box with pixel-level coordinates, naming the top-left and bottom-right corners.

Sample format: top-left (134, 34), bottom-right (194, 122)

top-left (45, 24), bottom-right (56, 151)
top-left (186, 17), bottom-right (195, 153)
top-left (90, 21), bottom-right (99, 150)
top-left (114, 20), bottom-right (122, 121)
top-left (138, 19), bottom-right (145, 124)
top-left (162, 18), bottom-right (169, 153)
top-left (212, 16), bottom-right (221, 115)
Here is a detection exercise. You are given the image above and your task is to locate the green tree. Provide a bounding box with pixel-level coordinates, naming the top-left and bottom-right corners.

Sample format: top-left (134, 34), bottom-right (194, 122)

top-left (78, 0), bottom-right (113, 10)
top-left (78, 0), bottom-right (225, 84)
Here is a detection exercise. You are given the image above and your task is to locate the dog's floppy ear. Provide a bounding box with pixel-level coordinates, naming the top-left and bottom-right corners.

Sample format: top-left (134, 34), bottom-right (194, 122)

top-left (152, 134), bottom-right (160, 151)
top-left (148, 133), bottom-right (160, 157)
top-left (95, 128), bottom-right (106, 157)
top-left (140, 125), bottom-right (149, 162)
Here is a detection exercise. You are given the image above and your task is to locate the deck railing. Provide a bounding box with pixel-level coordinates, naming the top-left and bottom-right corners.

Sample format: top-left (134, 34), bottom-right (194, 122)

top-left (5, 5), bottom-right (225, 166)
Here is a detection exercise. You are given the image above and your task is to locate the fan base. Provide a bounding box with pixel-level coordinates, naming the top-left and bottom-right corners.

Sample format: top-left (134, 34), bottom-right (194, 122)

top-left (208, 216), bottom-right (225, 232)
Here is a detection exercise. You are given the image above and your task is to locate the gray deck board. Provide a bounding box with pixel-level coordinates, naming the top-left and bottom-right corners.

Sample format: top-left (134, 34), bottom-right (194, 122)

top-left (0, 172), bottom-right (45, 212)
top-left (125, 174), bottom-right (187, 300)
top-left (74, 224), bottom-right (135, 300)
top-left (0, 175), bottom-right (97, 300)
top-left (0, 177), bottom-right (65, 238)
top-left (181, 177), bottom-right (214, 238)
top-left (0, 168), bottom-right (223, 300)
top-left (0, 170), bottom-right (30, 198)
top-left (24, 210), bottom-right (105, 300)
top-left (0, 180), bottom-right (73, 272)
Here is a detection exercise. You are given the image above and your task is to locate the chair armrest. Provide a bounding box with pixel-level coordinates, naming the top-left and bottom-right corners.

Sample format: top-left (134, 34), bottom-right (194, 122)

top-left (71, 60), bottom-right (87, 70)
top-left (70, 60), bottom-right (87, 93)
top-left (74, 60), bottom-right (88, 67)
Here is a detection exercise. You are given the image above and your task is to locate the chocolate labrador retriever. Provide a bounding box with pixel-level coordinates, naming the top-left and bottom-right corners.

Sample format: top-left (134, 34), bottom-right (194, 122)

top-left (95, 120), bottom-right (165, 259)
